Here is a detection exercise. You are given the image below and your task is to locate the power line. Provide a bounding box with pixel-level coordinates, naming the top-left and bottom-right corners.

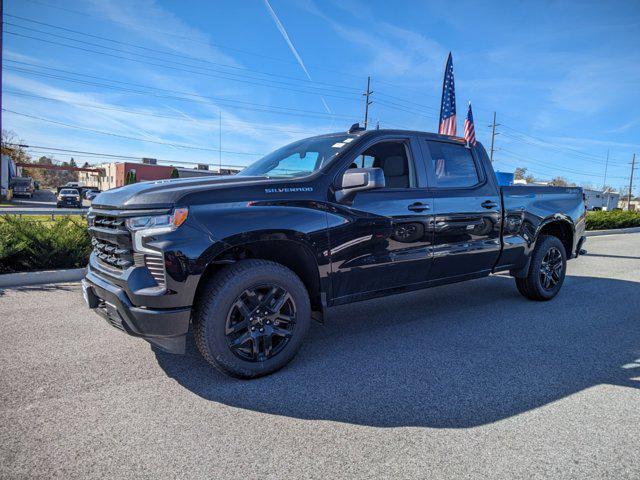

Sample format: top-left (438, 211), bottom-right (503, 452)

top-left (498, 147), bottom-right (628, 179)
top-left (3, 89), bottom-right (332, 135)
top-left (8, 143), bottom-right (253, 170)
top-left (12, 0), bottom-right (376, 82)
top-left (499, 125), bottom-right (628, 166)
top-left (4, 15), bottom-right (363, 93)
top-left (373, 99), bottom-right (438, 120)
top-left (5, 16), bottom-right (634, 176)
top-left (3, 108), bottom-right (264, 155)
top-left (3, 19), bottom-right (362, 96)
top-left (3, 30), bottom-right (363, 102)
top-left (4, 62), bottom-right (359, 120)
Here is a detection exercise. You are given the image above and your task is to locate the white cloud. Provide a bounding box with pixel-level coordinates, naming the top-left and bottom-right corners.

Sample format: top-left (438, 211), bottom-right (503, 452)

top-left (298, 0), bottom-right (447, 82)
top-left (2, 71), bottom-right (333, 168)
top-left (86, 0), bottom-right (241, 67)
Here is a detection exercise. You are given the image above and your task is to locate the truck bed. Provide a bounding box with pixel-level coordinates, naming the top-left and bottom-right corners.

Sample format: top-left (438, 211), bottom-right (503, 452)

top-left (496, 185), bottom-right (586, 271)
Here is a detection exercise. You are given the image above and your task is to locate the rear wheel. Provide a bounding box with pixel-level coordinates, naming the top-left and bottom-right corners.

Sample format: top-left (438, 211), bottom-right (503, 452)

top-left (515, 235), bottom-right (567, 301)
top-left (193, 259), bottom-right (311, 378)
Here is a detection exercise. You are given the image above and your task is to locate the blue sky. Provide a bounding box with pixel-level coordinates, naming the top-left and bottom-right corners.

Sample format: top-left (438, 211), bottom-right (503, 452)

top-left (2, 0), bottom-right (639, 193)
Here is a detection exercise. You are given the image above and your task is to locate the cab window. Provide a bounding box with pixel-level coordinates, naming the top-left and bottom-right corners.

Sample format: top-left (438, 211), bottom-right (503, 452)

top-left (349, 140), bottom-right (416, 189)
top-left (425, 141), bottom-right (480, 188)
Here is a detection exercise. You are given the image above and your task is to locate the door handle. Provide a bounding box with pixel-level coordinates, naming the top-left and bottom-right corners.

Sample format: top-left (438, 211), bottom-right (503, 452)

top-left (481, 200), bottom-right (498, 209)
top-left (408, 202), bottom-right (430, 212)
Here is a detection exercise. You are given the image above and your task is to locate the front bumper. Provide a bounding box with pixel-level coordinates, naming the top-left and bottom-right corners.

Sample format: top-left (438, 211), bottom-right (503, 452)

top-left (82, 270), bottom-right (191, 354)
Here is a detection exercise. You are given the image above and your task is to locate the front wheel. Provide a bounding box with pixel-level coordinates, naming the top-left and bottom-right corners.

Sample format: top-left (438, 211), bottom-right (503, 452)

top-left (193, 259), bottom-right (311, 379)
top-left (515, 235), bottom-right (567, 301)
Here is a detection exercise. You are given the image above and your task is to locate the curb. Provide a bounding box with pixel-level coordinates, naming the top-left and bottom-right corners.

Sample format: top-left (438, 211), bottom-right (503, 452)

top-left (585, 226), bottom-right (640, 237)
top-left (0, 268), bottom-right (86, 288)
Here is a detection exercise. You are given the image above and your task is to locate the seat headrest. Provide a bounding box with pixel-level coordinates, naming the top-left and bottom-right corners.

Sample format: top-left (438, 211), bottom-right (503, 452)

top-left (383, 156), bottom-right (407, 177)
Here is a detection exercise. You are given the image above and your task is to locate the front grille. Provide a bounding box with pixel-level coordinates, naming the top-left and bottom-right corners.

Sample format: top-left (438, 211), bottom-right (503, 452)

top-left (90, 213), bottom-right (133, 271)
top-left (89, 211), bottom-right (165, 287)
top-left (94, 215), bottom-right (126, 231)
top-left (91, 237), bottom-right (133, 269)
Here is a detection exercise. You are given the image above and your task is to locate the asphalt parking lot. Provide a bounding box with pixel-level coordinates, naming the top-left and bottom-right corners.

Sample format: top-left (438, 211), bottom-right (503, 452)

top-left (1, 233), bottom-right (639, 479)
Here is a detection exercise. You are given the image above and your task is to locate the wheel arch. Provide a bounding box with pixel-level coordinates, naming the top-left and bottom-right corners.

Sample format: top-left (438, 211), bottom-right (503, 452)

top-left (510, 216), bottom-right (574, 278)
top-left (536, 216), bottom-right (574, 257)
top-left (194, 236), bottom-right (324, 313)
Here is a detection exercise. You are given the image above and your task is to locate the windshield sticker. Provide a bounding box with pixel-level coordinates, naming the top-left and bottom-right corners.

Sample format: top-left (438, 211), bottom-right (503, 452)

top-left (332, 142), bottom-right (345, 148)
top-left (265, 187), bottom-right (314, 194)
top-left (343, 138), bottom-right (354, 143)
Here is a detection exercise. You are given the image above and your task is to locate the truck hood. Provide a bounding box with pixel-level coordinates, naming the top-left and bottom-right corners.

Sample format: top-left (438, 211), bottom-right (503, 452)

top-left (92, 175), bottom-right (271, 210)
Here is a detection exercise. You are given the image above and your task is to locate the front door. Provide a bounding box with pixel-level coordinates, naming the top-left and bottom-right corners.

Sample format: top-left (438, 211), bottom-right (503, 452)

top-left (327, 136), bottom-right (435, 302)
top-left (420, 138), bottom-right (502, 280)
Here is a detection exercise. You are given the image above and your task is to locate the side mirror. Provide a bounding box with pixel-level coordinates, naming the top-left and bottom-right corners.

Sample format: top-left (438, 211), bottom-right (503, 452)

top-left (335, 167), bottom-right (385, 203)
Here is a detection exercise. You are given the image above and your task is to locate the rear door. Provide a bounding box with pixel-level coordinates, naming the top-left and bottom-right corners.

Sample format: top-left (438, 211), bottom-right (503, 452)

top-left (420, 138), bottom-right (502, 280)
top-left (327, 135), bottom-right (435, 301)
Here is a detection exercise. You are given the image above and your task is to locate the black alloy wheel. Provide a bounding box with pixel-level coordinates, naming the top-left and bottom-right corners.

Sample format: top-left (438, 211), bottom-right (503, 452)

top-left (539, 247), bottom-right (563, 291)
top-left (225, 284), bottom-right (296, 362)
top-left (193, 259), bottom-right (311, 378)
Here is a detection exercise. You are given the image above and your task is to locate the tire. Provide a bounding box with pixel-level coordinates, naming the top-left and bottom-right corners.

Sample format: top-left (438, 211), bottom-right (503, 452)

top-left (193, 259), bottom-right (311, 379)
top-left (515, 235), bottom-right (567, 301)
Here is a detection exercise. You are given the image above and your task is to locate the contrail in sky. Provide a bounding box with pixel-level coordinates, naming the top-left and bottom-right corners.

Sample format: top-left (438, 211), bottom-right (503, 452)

top-left (262, 0), bottom-right (333, 114)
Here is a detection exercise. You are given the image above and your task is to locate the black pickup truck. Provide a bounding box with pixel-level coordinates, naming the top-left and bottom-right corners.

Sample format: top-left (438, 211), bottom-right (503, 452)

top-left (82, 128), bottom-right (586, 378)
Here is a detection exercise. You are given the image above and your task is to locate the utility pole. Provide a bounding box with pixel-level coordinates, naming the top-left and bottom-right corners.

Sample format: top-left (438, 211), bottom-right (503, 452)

top-left (218, 111), bottom-right (222, 173)
top-left (602, 149), bottom-right (609, 190)
top-left (363, 76), bottom-right (373, 129)
top-left (488, 112), bottom-right (500, 162)
top-left (627, 153), bottom-right (636, 211)
top-left (0, 0), bottom-right (4, 199)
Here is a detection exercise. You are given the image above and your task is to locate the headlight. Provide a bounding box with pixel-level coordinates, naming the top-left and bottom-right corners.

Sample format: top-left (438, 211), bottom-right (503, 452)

top-left (125, 208), bottom-right (188, 231)
top-left (126, 208), bottom-right (188, 253)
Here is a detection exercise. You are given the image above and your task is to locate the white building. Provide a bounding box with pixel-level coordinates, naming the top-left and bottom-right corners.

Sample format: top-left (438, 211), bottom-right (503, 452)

top-left (583, 188), bottom-right (620, 211)
top-left (77, 162), bottom-right (118, 190)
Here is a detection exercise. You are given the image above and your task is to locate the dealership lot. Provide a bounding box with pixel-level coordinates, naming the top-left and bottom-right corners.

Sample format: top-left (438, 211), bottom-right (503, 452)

top-left (1, 233), bottom-right (639, 479)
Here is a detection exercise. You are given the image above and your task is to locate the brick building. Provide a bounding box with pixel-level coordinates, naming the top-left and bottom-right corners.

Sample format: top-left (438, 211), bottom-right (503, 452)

top-left (78, 162), bottom-right (236, 190)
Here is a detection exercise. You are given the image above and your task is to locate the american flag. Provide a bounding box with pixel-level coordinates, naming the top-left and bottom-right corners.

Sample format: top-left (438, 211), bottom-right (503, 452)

top-left (438, 52), bottom-right (456, 136)
top-left (464, 102), bottom-right (476, 146)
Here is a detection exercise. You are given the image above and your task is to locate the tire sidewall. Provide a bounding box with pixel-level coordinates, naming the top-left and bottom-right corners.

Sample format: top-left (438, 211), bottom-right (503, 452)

top-left (199, 262), bottom-right (311, 378)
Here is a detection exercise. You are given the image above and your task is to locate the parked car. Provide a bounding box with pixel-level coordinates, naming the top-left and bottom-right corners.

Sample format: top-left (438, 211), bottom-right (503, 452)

top-left (82, 127), bottom-right (586, 378)
top-left (10, 177), bottom-right (35, 198)
top-left (56, 188), bottom-right (82, 208)
top-left (85, 189), bottom-right (101, 201)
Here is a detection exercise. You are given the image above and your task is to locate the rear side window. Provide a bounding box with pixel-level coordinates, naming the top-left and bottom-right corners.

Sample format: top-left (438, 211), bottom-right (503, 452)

top-left (425, 141), bottom-right (480, 188)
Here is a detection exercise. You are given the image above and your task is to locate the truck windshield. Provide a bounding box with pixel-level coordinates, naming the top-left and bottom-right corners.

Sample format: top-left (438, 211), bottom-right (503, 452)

top-left (239, 134), bottom-right (357, 178)
top-left (60, 189), bottom-right (79, 195)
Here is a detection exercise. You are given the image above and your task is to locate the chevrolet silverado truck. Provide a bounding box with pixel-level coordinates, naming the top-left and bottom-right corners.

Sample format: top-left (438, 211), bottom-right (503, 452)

top-left (82, 128), bottom-right (587, 378)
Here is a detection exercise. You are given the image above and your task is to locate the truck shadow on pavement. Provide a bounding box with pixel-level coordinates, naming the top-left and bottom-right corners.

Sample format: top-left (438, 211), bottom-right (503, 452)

top-left (154, 274), bottom-right (640, 428)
